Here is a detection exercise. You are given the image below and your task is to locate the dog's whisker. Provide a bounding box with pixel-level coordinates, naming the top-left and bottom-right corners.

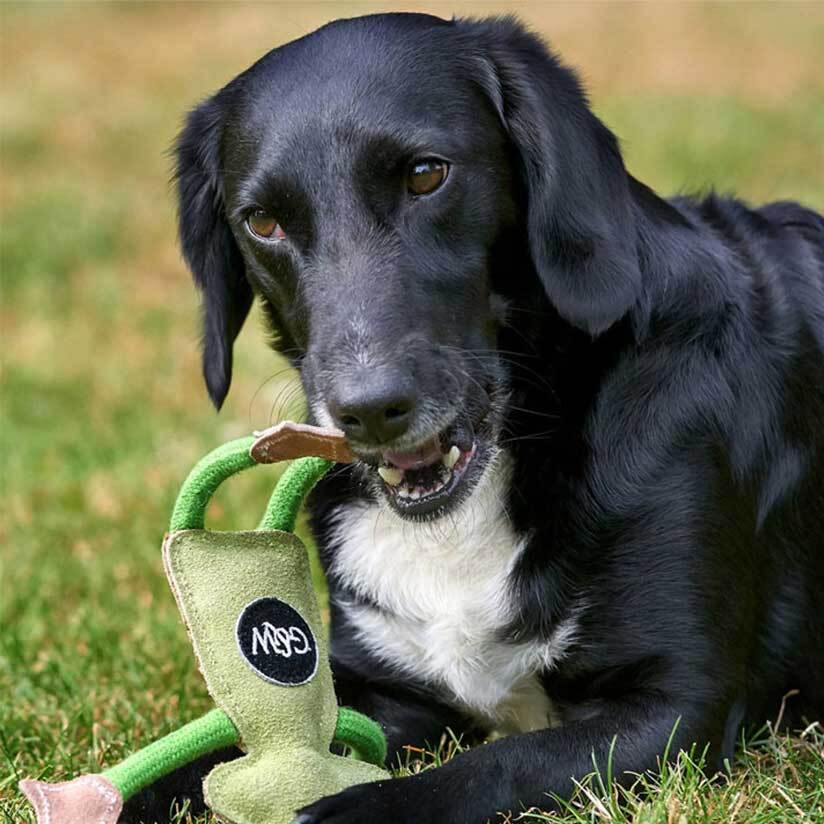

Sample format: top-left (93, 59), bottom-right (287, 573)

top-left (267, 381), bottom-right (307, 426)
top-left (504, 405), bottom-right (560, 420)
top-left (248, 366), bottom-right (301, 424)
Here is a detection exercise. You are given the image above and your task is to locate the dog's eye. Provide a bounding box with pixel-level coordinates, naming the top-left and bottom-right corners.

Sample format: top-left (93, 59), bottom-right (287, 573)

top-left (407, 159), bottom-right (448, 196)
top-left (247, 210), bottom-right (286, 241)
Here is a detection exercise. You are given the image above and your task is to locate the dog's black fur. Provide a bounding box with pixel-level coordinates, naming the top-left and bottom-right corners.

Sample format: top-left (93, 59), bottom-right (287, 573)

top-left (124, 13), bottom-right (824, 824)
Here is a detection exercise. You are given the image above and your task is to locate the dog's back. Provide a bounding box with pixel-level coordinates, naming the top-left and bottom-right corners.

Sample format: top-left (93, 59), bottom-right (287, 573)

top-left (665, 192), bottom-right (824, 727)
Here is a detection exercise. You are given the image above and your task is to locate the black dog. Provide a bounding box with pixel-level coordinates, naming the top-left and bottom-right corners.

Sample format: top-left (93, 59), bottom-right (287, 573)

top-left (125, 12), bottom-right (824, 823)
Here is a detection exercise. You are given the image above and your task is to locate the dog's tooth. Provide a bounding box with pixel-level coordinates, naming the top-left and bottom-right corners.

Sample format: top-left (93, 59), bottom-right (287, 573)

top-left (442, 445), bottom-right (461, 470)
top-left (378, 466), bottom-right (403, 486)
top-left (410, 489), bottom-right (421, 500)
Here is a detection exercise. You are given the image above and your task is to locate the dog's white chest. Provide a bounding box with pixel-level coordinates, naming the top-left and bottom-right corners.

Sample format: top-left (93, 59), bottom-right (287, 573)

top-left (330, 457), bottom-right (574, 729)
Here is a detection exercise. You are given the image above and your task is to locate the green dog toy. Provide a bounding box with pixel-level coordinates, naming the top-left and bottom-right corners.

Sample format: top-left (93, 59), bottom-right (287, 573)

top-left (20, 423), bottom-right (388, 824)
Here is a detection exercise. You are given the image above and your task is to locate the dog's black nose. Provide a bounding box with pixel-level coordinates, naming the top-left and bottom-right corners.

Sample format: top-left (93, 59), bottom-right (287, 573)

top-left (328, 372), bottom-right (416, 444)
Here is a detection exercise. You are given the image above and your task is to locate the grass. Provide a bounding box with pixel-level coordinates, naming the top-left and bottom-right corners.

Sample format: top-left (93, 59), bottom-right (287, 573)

top-left (404, 723), bottom-right (824, 823)
top-left (2, 2), bottom-right (823, 821)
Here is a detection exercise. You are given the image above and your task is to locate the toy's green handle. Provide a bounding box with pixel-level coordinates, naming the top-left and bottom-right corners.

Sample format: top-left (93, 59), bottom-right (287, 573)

top-left (169, 436), bottom-right (330, 533)
top-left (333, 706), bottom-right (387, 766)
top-left (258, 455), bottom-right (331, 532)
top-left (103, 709), bottom-right (238, 799)
top-left (169, 436), bottom-right (256, 531)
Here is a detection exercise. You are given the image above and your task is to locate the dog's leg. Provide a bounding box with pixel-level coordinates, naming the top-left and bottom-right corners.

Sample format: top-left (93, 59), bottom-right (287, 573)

top-left (294, 694), bottom-right (728, 824)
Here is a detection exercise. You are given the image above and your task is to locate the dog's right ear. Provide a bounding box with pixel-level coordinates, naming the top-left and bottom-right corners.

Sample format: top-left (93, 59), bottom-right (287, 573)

top-left (175, 94), bottom-right (253, 409)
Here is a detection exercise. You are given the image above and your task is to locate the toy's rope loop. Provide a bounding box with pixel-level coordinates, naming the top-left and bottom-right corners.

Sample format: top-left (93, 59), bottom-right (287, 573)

top-left (169, 438), bottom-right (330, 534)
top-left (333, 707), bottom-right (387, 767)
top-left (258, 456), bottom-right (331, 532)
top-left (170, 437), bottom-right (257, 531)
top-left (103, 709), bottom-right (238, 798)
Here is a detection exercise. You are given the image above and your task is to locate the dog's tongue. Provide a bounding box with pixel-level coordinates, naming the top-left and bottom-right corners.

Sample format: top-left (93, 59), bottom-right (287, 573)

top-left (383, 436), bottom-right (442, 470)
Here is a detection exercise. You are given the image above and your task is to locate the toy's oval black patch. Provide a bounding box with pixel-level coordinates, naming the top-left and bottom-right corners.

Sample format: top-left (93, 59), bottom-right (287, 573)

top-left (236, 597), bottom-right (318, 686)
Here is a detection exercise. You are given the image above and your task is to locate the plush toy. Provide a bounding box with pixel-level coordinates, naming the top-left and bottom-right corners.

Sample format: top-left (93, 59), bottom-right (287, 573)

top-left (20, 423), bottom-right (389, 824)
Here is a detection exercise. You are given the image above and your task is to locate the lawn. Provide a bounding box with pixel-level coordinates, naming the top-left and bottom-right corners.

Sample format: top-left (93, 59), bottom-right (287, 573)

top-left (2, 3), bottom-right (823, 822)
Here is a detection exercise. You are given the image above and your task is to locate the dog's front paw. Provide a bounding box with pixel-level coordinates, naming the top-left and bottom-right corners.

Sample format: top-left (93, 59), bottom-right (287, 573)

top-left (293, 775), bottom-right (443, 824)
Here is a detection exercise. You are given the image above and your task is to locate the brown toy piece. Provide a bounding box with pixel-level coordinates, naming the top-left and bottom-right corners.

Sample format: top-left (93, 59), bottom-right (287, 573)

top-left (251, 421), bottom-right (355, 465)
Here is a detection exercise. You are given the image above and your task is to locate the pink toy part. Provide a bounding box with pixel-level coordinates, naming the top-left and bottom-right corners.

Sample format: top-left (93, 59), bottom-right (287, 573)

top-left (19, 774), bottom-right (123, 824)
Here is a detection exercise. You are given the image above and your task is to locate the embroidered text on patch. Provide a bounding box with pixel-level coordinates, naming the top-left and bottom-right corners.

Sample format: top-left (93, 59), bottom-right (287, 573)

top-left (251, 623), bottom-right (311, 658)
top-left (236, 597), bottom-right (319, 686)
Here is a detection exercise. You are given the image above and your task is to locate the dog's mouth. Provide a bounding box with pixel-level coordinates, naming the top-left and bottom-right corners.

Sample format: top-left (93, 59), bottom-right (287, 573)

top-left (369, 418), bottom-right (485, 518)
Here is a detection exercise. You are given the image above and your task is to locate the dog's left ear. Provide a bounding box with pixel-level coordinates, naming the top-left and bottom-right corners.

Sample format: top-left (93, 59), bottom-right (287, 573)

top-left (175, 92), bottom-right (253, 409)
top-left (460, 17), bottom-right (641, 334)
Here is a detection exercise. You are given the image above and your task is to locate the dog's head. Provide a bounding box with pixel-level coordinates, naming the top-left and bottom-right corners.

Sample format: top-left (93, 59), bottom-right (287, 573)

top-left (175, 14), bottom-right (640, 519)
